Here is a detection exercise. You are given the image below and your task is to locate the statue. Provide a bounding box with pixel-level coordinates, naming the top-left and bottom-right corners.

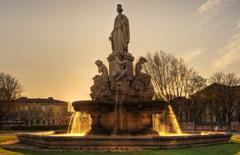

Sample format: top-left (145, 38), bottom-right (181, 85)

top-left (131, 57), bottom-right (154, 99)
top-left (135, 57), bottom-right (150, 84)
top-left (112, 54), bottom-right (128, 81)
top-left (109, 4), bottom-right (130, 55)
top-left (91, 5), bottom-right (153, 101)
top-left (90, 60), bottom-right (110, 100)
top-left (95, 60), bottom-right (108, 80)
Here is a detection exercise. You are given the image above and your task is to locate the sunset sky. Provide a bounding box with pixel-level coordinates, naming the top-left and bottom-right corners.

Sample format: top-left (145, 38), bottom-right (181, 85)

top-left (0, 0), bottom-right (240, 102)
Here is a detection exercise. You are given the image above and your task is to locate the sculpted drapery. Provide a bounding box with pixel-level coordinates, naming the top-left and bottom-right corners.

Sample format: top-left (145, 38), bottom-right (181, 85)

top-left (110, 10), bottom-right (130, 55)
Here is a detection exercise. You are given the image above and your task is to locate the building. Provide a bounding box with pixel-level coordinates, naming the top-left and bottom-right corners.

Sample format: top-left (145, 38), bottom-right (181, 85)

top-left (2, 97), bottom-right (70, 129)
top-left (177, 83), bottom-right (240, 131)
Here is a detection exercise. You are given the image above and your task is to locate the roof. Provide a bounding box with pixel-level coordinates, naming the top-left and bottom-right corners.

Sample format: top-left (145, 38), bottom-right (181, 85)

top-left (15, 97), bottom-right (67, 104)
top-left (191, 83), bottom-right (240, 98)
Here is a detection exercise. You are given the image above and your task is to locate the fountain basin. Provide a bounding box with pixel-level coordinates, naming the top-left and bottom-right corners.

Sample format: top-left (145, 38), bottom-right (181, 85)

top-left (17, 131), bottom-right (232, 151)
top-left (72, 100), bottom-right (168, 113)
top-left (72, 100), bottom-right (169, 134)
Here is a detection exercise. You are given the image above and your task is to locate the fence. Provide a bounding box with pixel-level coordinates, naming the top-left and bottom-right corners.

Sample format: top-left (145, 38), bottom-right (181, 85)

top-left (181, 122), bottom-right (240, 132)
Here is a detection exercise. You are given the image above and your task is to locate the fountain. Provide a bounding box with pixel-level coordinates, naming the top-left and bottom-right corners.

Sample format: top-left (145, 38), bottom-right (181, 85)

top-left (67, 112), bottom-right (91, 136)
top-left (17, 4), bottom-right (232, 151)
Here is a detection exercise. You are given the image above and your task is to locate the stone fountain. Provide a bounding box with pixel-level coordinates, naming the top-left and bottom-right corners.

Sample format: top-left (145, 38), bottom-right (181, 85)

top-left (17, 4), bottom-right (232, 151)
top-left (73, 4), bottom-right (169, 135)
top-left (73, 5), bottom-right (179, 135)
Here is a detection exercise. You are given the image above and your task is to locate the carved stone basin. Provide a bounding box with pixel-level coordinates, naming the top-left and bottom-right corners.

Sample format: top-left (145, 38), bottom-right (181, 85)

top-left (72, 100), bottom-right (168, 113)
top-left (72, 100), bottom-right (169, 135)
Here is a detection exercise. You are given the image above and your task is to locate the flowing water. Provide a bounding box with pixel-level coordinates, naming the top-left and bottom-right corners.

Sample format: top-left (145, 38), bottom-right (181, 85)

top-left (152, 91), bottom-right (182, 136)
top-left (67, 112), bottom-right (92, 136)
top-left (153, 105), bottom-right (182, 136)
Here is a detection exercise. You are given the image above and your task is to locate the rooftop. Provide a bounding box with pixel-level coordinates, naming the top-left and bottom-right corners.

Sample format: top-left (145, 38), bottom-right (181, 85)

top-left (15, 97), bottom-right (67, 104)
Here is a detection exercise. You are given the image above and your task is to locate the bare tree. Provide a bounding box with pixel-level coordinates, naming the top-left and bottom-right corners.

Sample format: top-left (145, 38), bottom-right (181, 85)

top-left (209, 72), bottom-right (240, 131)
top-left (144, 51), bottom-right (207, 131)
top-left (0, 73), bottom-right (23, 128)
top-left (144, 51), bottom-right (206, 108)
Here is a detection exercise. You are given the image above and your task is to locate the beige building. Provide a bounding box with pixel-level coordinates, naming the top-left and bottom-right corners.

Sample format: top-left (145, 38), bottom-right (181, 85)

top-left (8, 97), bottom-right (69, 127)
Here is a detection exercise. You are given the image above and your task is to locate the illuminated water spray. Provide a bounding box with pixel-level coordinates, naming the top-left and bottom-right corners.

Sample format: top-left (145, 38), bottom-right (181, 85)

top-left (167, 105), bottom-right (181, 134)
top-left (153, 105), bottom-right (182, 136)
top-left (152, 92), bottom-right (182, 136)
top-left (67, 112), bottom-right (92, 136)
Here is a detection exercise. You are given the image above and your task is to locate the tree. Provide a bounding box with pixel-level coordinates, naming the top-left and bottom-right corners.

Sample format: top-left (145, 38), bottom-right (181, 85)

top-left (209, 72), bottom-right (240, 131)
top-left (144, 51), bottom-right (207, 131)
top-left (144, 51), bottom-right (206, 110)
top-left (0, 73), bottom-right (23, 128)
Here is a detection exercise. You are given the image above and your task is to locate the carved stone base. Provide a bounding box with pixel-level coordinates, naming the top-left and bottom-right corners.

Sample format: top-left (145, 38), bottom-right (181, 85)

top-left (72, 100), bottom-right (168, 135)
top-left (108, 52), bottom-right (134, 74)
top-left (89, 112), bottom-right (154, 135)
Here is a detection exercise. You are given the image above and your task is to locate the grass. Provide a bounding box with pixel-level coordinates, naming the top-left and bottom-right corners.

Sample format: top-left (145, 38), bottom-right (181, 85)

top-left (0, 148), bottom-right (24, 155)
top-left (0, 135), bottom-right (17, 143)
top-left (232, 135), bottom-right (240, 143)
top-left (0, 134), bottom-right (239, 155)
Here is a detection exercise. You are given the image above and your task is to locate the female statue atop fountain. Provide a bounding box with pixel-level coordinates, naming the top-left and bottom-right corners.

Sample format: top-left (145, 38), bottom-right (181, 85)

top-left (109, 4), bottom-right (130, 55)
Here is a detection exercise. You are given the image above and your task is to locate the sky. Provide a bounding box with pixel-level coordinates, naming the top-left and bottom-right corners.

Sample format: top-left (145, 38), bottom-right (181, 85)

top-left (0, 0), bottom-right (240, 102)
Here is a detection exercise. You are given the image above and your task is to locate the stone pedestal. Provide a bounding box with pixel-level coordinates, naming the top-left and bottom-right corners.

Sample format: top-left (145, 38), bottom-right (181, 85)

top-left (107, 52), bottom-right (134, 80)
top-left (88, 49), bottom-right (156, 135)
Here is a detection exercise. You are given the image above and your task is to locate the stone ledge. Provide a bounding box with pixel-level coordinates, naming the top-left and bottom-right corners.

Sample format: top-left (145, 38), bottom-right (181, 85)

top-left (17, 132), bottom-right (232, 151)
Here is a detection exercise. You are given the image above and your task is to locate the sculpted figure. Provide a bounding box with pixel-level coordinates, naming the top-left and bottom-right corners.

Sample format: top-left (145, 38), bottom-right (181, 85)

top-left (112, 54), bottom-right (128, 81)
top-left (135, 57), bottom-right (150, 83)
top-left (109, 4), bottom-right (130, 55)
top-left (132, 57), bottom-right (152, 92)
top-left (95, 60), bottom-right (108, 80)
top-left (91, 60), bottom-right (110, 100)
top-left (129, 57), bottom-right (154, 99)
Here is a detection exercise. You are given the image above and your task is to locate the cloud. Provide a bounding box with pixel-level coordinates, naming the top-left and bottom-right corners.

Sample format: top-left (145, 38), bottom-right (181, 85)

top-left (182, 48), bottom-right (205, 62)
top-left (193, 0), bottom-right (237, 31)
top-left (198, 0), bottom-right (222, 14)
top-left (198, 0), bottom-right (236, 15)
top-left (213, 29), bottom-right (240, 70)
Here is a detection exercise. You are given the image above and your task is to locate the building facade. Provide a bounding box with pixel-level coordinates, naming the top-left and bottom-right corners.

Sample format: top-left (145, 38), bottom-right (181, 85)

top-left (175, 83), bottom-right (240, 131)
top-left (4, 97), bottom-right (69, 128)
